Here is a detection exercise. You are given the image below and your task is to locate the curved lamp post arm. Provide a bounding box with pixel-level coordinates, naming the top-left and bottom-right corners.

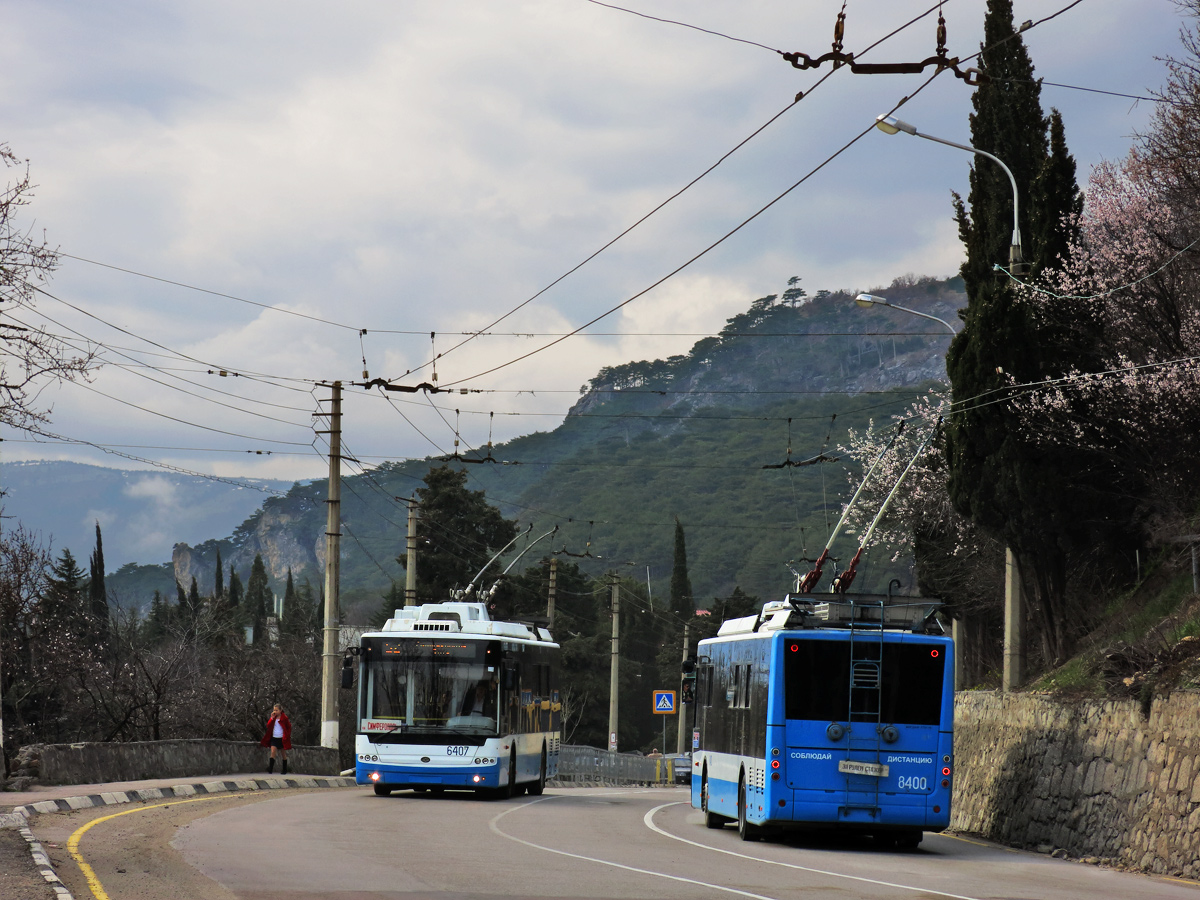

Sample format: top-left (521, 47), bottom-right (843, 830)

top-left (876, 114), bottom-right (1024, 271)
top-left (854, 294), bottom-right (957, 335)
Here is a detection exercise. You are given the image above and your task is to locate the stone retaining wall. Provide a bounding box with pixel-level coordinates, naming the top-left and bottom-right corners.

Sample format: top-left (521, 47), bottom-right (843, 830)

top-left (952, 690), bottom-right (1200, 878)
top-left (6, 739), bottom-right (338, 788)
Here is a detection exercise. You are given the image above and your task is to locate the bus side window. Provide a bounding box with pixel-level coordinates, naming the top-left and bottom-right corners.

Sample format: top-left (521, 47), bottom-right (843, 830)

top-left (730, 665), bottom-right (741, 708)
top-left (703, 665), bottom-right (714, 707)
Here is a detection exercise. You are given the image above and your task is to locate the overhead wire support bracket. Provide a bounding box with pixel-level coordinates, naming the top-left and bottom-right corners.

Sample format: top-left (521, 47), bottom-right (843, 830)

top-left (762, 415), bottom-right (840, 469)
top-left (781, 7), bottom-right (983, 85)
top-left (356, 377), bottom-right (480, 394)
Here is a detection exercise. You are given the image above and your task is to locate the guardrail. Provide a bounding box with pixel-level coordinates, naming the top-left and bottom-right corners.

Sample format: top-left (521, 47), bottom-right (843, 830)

top-left (553, 745), bottom-right (686, 786)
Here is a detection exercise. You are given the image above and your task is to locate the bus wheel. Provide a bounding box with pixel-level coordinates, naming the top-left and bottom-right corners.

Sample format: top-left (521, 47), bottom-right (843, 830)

top-left (895, 830), bottom-right (922, 850)
top-left (493, 746), bottom-right (517, 799)
top-left (701, 774), bottom-right (723, 829)
top-left (373, 784), bottom-right (393, 797)
top-left (737, 776), bottom-right (761, 842)
top-left (527, 746), bottom-right (547, 796)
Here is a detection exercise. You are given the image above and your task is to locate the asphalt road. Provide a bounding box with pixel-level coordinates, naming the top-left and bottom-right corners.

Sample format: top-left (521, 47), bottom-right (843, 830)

top-left (30, 786), bottom-right (1200, 900)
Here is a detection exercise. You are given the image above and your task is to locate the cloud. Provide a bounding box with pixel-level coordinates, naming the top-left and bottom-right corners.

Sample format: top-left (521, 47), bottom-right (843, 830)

top-left (0, 0), bottom-right (1180, 487)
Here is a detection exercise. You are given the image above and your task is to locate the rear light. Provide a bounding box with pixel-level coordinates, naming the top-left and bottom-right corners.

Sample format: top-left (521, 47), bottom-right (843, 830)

top-left (771, 760), bottom-right (780, 769)
top-left (472, 774), bottom-right (484, 783)
top-left (369, 772), bottom-right (380, 782)
top-left (942, 767), bottom-right (951, 776)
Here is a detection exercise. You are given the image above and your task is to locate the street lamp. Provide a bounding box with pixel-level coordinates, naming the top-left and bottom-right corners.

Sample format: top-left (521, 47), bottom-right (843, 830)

top-left (854, 293), bottom-right (957, 335)
top-left (875, 113), bottom-right (1025, 274)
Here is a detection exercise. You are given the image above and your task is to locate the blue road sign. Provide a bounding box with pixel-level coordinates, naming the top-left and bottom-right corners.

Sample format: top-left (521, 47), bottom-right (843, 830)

top-left (653, 690), bottom-right (676, 714)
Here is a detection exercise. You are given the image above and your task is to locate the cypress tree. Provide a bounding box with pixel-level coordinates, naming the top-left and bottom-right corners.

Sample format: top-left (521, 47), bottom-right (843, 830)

top-left (228, 566), bottom-right (244, 610)
top-left (280, 567), bottom-right (300, 635)
top-left (246, 554), bottom-right (271, 644)
top-left (214, 548), bottom-right (225, 601)
top-left (669, 518), bottom-right (694, 618)
top-left (87, 521), bottom-right (110, 643)
top-left (944, 0), bottom-right (1096, 664)
top-left (188, 576), bottom-right (202, 620)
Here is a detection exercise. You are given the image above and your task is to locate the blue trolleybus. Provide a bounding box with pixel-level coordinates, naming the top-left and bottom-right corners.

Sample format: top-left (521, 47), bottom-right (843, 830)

top-left (354, 601), bottom-right (560, 798)
top-left (691, 594), bottom-right (954, 847)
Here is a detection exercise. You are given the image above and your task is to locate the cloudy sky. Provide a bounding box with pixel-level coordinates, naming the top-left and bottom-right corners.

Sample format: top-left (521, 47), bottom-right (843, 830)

top-left (1, 0), bottom-right (1187, 485)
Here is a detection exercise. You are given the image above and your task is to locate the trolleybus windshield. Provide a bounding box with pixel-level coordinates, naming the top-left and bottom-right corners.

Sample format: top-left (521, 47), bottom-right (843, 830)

top-left (784, 639), bottom-right (945, 726)
top-left (361, 637), bottom-right (500, 738)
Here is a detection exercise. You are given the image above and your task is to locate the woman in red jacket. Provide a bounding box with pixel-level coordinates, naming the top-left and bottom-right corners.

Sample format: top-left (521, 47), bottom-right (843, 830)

top-left (260, 703), bottom-right (292, 774)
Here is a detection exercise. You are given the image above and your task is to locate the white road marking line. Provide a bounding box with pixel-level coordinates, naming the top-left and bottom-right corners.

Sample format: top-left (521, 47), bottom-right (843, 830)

top-left (489, 797), bottom-right (780, 900)
top-left (643, 801), bottom-right (986, 900)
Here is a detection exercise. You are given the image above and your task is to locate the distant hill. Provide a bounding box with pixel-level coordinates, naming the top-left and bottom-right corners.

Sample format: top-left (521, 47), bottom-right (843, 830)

top-left (7, 275), bottom-right (965, 622)
top-left (165, 275), bottom-right (964, 623)
top-left (0, 460), bottom-right (293, 601)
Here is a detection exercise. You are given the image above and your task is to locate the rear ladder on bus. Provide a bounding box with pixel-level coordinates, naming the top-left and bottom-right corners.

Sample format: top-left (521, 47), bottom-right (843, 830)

top-left (843, 596), bottom-right (886, 819)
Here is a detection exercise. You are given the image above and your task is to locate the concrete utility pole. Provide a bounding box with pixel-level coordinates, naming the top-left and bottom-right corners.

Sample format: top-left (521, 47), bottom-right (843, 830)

top-left (1003, 548), bottom-right (1025, 691)
top-left (547, 556), bottom-right (557, 627)
top-left (608, 576), bottom-right (620, 752)
top-left (676, 622), bottom-right (689, 755)
top-left (405, 497), bottom-right (418, 607)
top-left (319, 381), bottom-right (342, 750)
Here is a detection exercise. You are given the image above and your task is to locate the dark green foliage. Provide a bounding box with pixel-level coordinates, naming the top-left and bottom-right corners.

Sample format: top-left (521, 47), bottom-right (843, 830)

top-left (399, 465), bottom-right (520, 605)
top-left (228, 566), bottom-right (243, 609)
top-left (42, 548), bottom-right (87, 635)
top-left (944, 0), bottom-right (1112, 665)
top-left (214, 548), bottom-right (224, 601)
top-left (246, 553), bottom-right (271, 644)
top-left (143, 589), bottom-right (171, 644)
top-left (669, 519), bottom-right (694, 617)
top-left (372, 581), bottom-right (404, 628)
top-left (188, 577), bottom-right (202, 619)
top-left (87, 521), bottom-right (109, 643)
top-left (281, 569), bottom-right (318, 642)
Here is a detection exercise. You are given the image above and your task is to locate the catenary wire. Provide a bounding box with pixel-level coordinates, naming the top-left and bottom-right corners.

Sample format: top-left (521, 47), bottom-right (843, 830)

top-left (398, 2), bottom-right (951, 379)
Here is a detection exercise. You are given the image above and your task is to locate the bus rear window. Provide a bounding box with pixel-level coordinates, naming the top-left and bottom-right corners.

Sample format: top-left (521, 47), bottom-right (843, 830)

top-left (785, 640), bottom-right (945, 726)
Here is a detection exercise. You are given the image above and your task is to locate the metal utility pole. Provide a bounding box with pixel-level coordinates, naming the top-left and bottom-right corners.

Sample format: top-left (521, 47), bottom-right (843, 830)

top-left (676, 622), bottom-right (689, 755)
top-left (547, 556), bottom-right (557, 627)
top-left (608, 576), bottom-right (620, 752)
top-left (318, 381), bottom-right (342, 750)
top-left (405, 497), bottom-right (418, 607)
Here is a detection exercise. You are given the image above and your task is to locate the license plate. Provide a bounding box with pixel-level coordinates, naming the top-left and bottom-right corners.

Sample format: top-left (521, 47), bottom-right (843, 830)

top-left (839, 759), bottom-right (889, 778)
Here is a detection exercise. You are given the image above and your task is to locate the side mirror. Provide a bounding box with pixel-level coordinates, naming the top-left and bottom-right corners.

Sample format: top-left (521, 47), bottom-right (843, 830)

top-left (340, 656), bottom-right (354, 690)
top-left (503, 666), bottom-right (517, 690)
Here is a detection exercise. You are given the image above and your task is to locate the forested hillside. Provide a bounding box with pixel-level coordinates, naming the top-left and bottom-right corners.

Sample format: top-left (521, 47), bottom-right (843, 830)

top-left (155, 275), bottom-right (964, 623)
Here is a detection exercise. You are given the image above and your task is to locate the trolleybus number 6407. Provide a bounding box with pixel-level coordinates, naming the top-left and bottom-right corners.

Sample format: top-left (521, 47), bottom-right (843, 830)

top-left (447, 745), bottom-right (470, 756)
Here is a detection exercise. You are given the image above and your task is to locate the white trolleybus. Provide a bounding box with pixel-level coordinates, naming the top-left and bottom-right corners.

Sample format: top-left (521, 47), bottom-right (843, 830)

top-left (353, 600), bottom-right (561, 798)
top-left (691, 593), bottom-right (954, 848)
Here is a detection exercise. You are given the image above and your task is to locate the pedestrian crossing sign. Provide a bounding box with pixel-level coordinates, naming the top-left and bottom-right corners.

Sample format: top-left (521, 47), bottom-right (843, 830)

top-left (653, 690), bottom-right (676, 714)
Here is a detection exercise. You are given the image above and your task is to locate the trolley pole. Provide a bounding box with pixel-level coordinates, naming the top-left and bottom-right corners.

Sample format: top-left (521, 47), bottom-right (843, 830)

top-left (608, 576), bottom-right (619, 752)
top-left (405, 497), bottom-right (418, 607)
top-left (319, 381), bottom-right (342, 750)
top-left (547, 556), bottom-right (557, 627)
top-left (676, 622), bottom-right (689, 755)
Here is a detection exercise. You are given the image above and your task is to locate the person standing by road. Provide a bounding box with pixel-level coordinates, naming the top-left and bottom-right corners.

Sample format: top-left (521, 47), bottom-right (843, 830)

top-left (261, 703), bottom-right (292, 774)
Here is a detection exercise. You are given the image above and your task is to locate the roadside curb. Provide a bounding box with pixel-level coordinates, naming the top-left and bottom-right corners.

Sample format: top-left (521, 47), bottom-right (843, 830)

top-left (6, 775), bottom-right (357, 900)
top-left (18, 822), bottom-right (73, 899)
